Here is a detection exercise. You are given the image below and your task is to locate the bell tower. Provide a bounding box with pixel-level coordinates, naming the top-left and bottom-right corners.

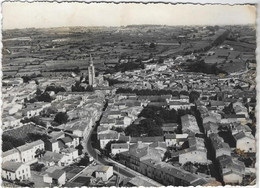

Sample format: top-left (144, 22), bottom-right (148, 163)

top-left (88, 54), bottom-right (96, 86)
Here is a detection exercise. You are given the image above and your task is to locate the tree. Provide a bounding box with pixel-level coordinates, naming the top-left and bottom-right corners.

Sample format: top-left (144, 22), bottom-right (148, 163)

top-left (45, 85), bottom-right (66, 94)
top-left (77, 153), bottom-right (90, 166)
top-left (223, 103), bottom-right (234, 115)
top-left (149, 42), bottom-right (156, 48)
top-left (36, 88), bottom-right (43, 96)
top-left (54, 112), bottom-right (68, 125)
top-left (37, 92), bottom-right (53, 102)
top-left (189, 91), bottom-right (200, 103)
top-left (75, 144), bottom-right (84, 155)
top-left (21, 76), bottom-right (32, 83)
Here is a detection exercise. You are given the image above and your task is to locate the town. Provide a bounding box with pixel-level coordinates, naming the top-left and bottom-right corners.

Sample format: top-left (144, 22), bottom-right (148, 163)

top-left (2, 24), bottom-right (256, 187)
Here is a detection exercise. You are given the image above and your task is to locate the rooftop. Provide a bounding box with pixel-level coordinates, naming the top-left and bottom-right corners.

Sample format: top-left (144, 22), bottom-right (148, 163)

top-left (2, 161), bottom-right (24, 172)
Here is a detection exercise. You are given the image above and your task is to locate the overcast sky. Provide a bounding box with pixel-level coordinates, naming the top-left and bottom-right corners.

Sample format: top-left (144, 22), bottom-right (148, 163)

top-left (2, 2), bottom-right (256, 29)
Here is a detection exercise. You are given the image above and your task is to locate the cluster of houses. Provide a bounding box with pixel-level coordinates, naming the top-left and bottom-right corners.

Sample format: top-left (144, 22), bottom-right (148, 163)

top-left (96, 62), bottom-right (256, 186)
top-left (96, 94), bottom-right (220, 186)
top-left (2, 84), bottom-right (112, 186)
top-left (2, 127), bottom-right (114, 187)
top-left (2, 129), bottom-right (80, 185)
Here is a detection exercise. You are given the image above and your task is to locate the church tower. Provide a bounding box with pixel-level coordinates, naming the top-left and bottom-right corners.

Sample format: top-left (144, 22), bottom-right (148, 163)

top-left (88, 54), bottom-right (96, 87)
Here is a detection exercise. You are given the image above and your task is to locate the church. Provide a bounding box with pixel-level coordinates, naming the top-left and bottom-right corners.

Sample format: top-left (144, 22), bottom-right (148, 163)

top-left (87, 54), bottom-right (104, 87)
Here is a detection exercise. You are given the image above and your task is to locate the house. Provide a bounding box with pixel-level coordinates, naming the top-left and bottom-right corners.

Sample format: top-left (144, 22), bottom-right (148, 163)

top-left (234, 105), bottom-right (249, 118)
top-left (181, 114), bottom-right (200, 135)
top-left (130, 136), bottom-right (164, 145)
top-left (164, 133), bottom-right (189, 147)
top-left (203, 115), bottom-right (218, 124)
top-left (168, 101), bottom-right (194, 111)
top-left (203, 122), bottom-right (220, 137)
top-left (16, 140), bottom-right (45, 164)
top-left (111, 143), bottom-right (129, 155)
top-left (233, 132), bottom-right (256, 153)
top-left (107, 110), bottom-right (122, 119)
top-left (209, 133), bottom-right (231, 158)
top-left (2, 161), bottom-right (31, 181)
top-left (58, 134), bottom-right (80, 148)
top-left (39, 151), bottom-right (68, 167)
top-left (44, 138), bottom-right (60, 153)
top-left (43, 169), bottom-right (66, 186)
top-left (99, 132), bottom-right (119, 149)
top-left (22, 102), bottom-right (51, 118)
top-left (119, 142), bottom-right (166, 173)
top-left (177, 137), bottom-right (208, 165)
top-left (2, 116), bottom-right (22, 130)
top-left (95, 165), bottom-right (113, 181)
top-left (210, 100), bottom-right (225, 110)
top-left (49, 131), bottom-right (65, 140)
top-left (221, 114), bottom-right (247, 124)
top-left (162, 123), bottom-right (178, 134)
top-left (2, 148), bottom-right (21, 163)
top-left (217, 155), bottom-right (245, 184)
top-left (138, 159), bottom-right (211, 186)
top-left (60, 148), bottom-right (79, 163)
top-left (229, 123), bottom-right (252, 135)
top-left (165, 134), bottom-right (177, 147)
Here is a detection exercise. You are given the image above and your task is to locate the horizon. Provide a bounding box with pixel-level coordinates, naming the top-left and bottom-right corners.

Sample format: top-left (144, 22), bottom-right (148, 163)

top-left (2, 3), bottom-right (256, 30)
top-left (2, 23), bottom-right (256, 31)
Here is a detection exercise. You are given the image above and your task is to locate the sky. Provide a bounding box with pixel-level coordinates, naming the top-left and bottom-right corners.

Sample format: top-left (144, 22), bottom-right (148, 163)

top-left (2, 2), bottom-right (256, 30)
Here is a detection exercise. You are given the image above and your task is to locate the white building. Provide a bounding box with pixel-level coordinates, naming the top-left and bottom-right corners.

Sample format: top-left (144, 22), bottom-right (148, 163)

top-left (234, 132), bottom-right (256, 153)
top-left (2, 161), bottom-right (31, 181)
top-left (2, 148), bottom-right (21, 163)
top-left (111, 143), bottom-right (129, 155)
top-left (17, 140), bottom-right (45, 163)
top-left (95, 165), bottom-right (113, 181)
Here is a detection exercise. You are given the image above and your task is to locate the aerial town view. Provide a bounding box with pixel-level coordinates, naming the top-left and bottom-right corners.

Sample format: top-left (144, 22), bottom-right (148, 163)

top-left (1, 2), bottom-right (257, 187)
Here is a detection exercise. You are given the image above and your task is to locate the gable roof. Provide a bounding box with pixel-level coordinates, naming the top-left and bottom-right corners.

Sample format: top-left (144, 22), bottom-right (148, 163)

top-left (3, 148), bottom-right (20, 158)
top-left (47, 169), bottom-right (65, 180)
top-left (111, 143), bottom-right (129, 150)
top-left (2, 161), bottom-right (24, 172)
top-left (17, 140), bottom-right (44, 152)
top-left (233, 132), bottom-right (254, 141)
top-left (41, 151), bottom-right (65, 163)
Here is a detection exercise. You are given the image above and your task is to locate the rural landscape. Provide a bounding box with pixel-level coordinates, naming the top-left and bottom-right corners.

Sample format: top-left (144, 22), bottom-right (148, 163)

top-left (1, 15), bottom-right (257, 188)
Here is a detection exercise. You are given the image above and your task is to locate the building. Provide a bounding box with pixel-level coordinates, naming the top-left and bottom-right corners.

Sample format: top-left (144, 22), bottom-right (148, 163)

top-left (181, 114), bottom-right (200, 135)
top-left (209, 133), bottom-right (231, 158)
top-left (88, 54), bottom-right (96, 87)
top-left (2, 148), bottom-right (21, 163)
top-left (44, 138), bottom-right (60, 153)
top-left (2, 116), bottom-right (22, 130)
top-left (111, 143), bottom-right (129, 155)
top-left (43, 169), bottom-right (66, 186)
top-left (177, 137), bottom-right (207, 165)
top-left (2, 161), bottom-right (31, 181)
top-left (164, 134), bottom-right (188, 147)
top-left (233, 132), bottom-right (256, 153)
top-left (95, 165), bottom-right (113, 181)
top-left (16, 140), bottom-right (45, 164)
top-left (217, 155), bottom-right (245, 184)
top-left (58, 134), bottom-right (80, 149)
top-left (39, 151), bottom-right (68, 167)
top-left (99, 132), bottom-right (119, 149)
top-left (60, 148), bottom-right (79, 163)
top-left (168, 101), bottom-right (194, 111)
